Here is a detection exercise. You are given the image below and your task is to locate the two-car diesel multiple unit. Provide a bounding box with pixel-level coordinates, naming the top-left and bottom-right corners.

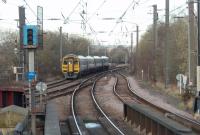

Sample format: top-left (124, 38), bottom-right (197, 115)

top-left (62, 54), bottom-right (109, 79)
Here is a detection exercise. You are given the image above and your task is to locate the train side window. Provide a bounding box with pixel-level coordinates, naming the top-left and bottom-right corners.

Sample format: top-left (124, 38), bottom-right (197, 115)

top-left (84, 60), bottom-right (87, 65)
top-left (80, 60), bottom-right (84, 65)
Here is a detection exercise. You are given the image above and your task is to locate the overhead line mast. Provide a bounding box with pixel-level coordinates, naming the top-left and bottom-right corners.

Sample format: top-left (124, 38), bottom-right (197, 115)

top-left (153, 4), bottom-right (158, 82)
top-left (188, 0), bottom-right (196, 86)
top-left (165, 0), bottom-right (169, 88)
top-left (194, 0), bottom-right (200, 114)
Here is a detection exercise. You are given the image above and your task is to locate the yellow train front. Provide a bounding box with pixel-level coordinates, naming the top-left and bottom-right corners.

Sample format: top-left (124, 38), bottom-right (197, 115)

top-left (62, 54), bottom-right (109, 79)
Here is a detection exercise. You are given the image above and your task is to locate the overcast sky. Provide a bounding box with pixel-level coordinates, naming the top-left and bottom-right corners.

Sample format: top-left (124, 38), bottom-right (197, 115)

top-left (0, 0), bottom-right (188, 46)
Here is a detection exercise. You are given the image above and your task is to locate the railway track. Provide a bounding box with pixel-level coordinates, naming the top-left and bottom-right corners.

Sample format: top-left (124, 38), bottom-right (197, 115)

top-left (33, 80), bottom-right (81, 103)
top-left (71, 72), bottom-right (106, 135)
top-left (114, 72), bottom-right (200, 134)
top-left (46, 80), bottom-right (81, 100)
top-left (30, 67), bottom-right (126, 106)
top-left (43, 69), bottom-right (199, 135)
top-left (91, 74), bottom-right (126, 135)
top-left (113, 73), bottom-right (140, 103)
top-left (70, 68), bottom-right (131, 135)
top-left (47, 79), bottom-right (73, 89)
top-left (31, 66), bottom-right (200, 134)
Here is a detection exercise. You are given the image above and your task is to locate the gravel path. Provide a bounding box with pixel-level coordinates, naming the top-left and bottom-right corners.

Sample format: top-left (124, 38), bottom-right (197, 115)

top-left (127, 76), bottom-right (194, 119)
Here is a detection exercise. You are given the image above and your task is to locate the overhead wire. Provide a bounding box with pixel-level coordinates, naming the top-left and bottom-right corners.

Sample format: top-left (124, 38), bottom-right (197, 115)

top-left (108, 0), bottom-right (141, 35)
top-left (139, 0), bottom-right (151, 5)
top-left (20, 0), bottom-right (38, 24)
top-left (62, 0), bottom-right (82, 24)
top-left (0, 0), bottom-right (35, 25)
top-left (87, 0), bottom-right (107, 21)
top-left (79, 13), bottom-right (100, 43)
top-left (22, 0), bottom-right (37, 17)
top-left (158, 3), bottom-right (187, 21)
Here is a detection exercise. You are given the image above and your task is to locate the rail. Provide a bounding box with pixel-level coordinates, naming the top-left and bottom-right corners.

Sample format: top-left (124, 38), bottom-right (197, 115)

top-left (70, 67), bottom-right (126, 135)
top-left (91, 74), bottom-right (125, 135)
top-left (118, 72), bottom-right (200, 133)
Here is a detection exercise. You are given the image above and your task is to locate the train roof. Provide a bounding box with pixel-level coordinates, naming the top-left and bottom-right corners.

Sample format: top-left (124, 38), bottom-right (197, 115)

top-left (63, 54), bottom-right (108, 60)
top-left (101, 56), bottom-right (109, 59)
top-left (78, 55), bottom-right (87, 59)
top-left (63, 54), bottom-right (76, 58)
top-left (93, 56), bottom-right (101, 59)
top-left (86, 56), bottom-right (94, 59)
top-left (63, 54), bottom-right (85, 59)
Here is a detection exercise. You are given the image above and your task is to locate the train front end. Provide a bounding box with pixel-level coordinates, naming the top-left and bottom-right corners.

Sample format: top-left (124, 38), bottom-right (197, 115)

top-left (62, 55), bottom-right (80, 79)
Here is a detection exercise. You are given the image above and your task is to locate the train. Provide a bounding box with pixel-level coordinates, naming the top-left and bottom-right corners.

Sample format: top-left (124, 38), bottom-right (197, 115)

top-left (62, 54), bottom-right (109, 79)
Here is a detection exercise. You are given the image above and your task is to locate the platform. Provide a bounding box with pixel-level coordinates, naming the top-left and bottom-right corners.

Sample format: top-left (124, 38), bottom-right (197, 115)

top-left (44, 101), bottom-right (61, 135)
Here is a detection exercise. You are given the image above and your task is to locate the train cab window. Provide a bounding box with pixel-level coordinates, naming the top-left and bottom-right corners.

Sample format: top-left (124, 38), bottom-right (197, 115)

top-left (74, 60), bottom-right (79, 65)
top-left (63, 60), bottom-right (68, 65)
top-left (63, 59), bottom-right (73, 65)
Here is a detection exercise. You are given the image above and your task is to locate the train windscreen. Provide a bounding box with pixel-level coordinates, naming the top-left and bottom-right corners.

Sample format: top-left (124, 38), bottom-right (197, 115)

top-left (63, 58), bottom-right (73, 65)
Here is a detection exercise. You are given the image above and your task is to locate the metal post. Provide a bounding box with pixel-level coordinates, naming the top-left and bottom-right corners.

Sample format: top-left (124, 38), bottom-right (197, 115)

top-left (197, 0), bottom-right (200, 95)
top-left (19, 6), bottom-right (25, 80)
top-left (16, 73), bottom-right (18, 82)
top-left (130, 33), bottom-right (133, 73)
top-left (40, 83), bottom-right (43, 106)
top-left (188, 0), bottom-right (196, 86)
top-left (88, 45), bottom-right (90, 56)
top-left (60, 27), bottom-right (63, 66)
top-left (28, 49), bottom-right (36, 135)
top-left (141, 70), bottom-right (144, 80)
top-left (165, 0), bottom-right (169, 88)
top-left (194, 0), bottom-right (200, 114)
top-left (135, 25), bottom-right (139, 75)
top-left (153, 5), bottom-right (158, 82)
top-left (180, 75), bottom-right (182, 94)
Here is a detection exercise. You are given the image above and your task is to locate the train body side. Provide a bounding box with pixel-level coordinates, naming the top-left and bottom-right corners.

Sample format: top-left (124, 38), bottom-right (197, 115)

top-left (62, 54), bottom-right (109, 79)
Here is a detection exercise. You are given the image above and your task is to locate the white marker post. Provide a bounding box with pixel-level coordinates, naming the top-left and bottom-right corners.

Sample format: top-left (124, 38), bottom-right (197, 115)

top-left (179, 75), bottom-right (182, 94)
top-left (141, 70), bottom-right (144, 80)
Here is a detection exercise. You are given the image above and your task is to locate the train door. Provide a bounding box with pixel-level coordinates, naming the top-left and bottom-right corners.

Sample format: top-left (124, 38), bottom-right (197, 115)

top-left (68, 58), bottom-right (74, 73)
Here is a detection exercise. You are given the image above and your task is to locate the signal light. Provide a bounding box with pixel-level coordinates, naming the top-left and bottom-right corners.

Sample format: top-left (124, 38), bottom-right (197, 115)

top-left (27, 29), bottom-right (33, 45)
top-left (23, 25), bottom-right (38, 48)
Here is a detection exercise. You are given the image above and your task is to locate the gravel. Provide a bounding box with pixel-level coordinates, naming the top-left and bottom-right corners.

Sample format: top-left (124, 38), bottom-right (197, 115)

top-left (127, 76), bottom-right (194, 119)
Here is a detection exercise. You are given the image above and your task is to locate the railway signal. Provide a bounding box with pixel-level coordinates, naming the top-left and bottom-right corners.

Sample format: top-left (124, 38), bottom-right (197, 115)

top-left (27, 29), bottom-right (33, 45)
top-left (23, 25), bottom-right (38, 48)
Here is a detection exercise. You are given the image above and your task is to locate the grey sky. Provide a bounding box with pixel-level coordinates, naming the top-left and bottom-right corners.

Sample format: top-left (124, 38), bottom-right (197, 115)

top-left (0, 0), bottom-right (188, 46)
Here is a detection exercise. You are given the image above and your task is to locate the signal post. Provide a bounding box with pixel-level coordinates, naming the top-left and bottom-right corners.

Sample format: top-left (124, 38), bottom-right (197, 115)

top-left (19, 5), bottom-right (43, 135)
top-left (23, 25), bottom-right (38, 135)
